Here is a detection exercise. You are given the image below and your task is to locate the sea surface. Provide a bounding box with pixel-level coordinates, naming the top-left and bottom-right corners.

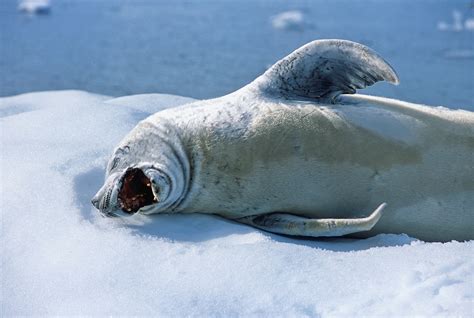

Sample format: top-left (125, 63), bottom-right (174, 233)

top-left (1, 0), bottom-right (473, 109)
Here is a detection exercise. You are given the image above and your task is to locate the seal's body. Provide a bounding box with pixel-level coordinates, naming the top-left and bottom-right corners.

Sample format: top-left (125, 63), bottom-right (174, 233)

top-left (92, 40), bottom-right (474, 242)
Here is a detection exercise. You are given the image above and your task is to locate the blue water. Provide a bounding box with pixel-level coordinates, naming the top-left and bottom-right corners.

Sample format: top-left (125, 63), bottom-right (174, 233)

top-left (1, 0), bottom-right (473, 109)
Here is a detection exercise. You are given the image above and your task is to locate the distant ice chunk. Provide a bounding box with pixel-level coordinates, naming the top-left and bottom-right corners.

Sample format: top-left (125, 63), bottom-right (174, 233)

top-left (436, 21), bottom-right (450, 31)
top-left (443, 49), bottom-right (474, 59)
top-left (452, 10), bottom-right (464, 31)
top-left (18, 0), bottom-right (51, 15)
top-left (465, 18), bottom-right (474, 30)
top-left (437, 10), bottom-right (470, 31)
top-left (271, 10), bottom-right (306, 31)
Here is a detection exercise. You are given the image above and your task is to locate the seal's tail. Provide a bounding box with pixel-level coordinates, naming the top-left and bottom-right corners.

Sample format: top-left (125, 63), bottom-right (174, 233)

top-left (252, 39), bottom-right (399, 103)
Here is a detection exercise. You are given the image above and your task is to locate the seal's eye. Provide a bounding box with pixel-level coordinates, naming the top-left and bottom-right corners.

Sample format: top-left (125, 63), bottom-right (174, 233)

top-left (118, 168), bottom-right (157, 214)
top-left (109, 157), bottom-right (120, 171)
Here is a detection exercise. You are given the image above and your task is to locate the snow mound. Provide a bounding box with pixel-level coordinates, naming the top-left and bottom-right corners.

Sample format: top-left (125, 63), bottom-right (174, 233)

top-left (1, 91), bottom-right (473, 316)
top-left (270, 10), bottom-right (306, 31)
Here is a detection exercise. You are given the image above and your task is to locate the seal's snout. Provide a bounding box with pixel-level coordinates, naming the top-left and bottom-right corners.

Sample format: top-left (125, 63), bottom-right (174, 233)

top-left (91, 181), bottom-right (115, 215)
top-left (91, 167), bottom-right (163, 217)
top-left (118, 168), bottom-right (158, 214)
top-left (91, 194), bottom-right (100, 210)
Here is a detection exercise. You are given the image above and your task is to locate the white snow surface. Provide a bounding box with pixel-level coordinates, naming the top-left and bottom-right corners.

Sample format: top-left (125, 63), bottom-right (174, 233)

top-left (1, 91), bottom-right (473, 316)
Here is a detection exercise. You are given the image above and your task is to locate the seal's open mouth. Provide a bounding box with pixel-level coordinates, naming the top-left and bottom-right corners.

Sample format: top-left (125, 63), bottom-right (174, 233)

top-left (118, 168), bottom-right (157, 214)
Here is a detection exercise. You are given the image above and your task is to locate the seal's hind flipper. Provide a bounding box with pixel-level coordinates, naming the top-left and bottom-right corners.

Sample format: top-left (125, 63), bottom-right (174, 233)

top-left (236, 203), bottom-right (386, 237)
top-left (253, 40), bottom-right (399, 102)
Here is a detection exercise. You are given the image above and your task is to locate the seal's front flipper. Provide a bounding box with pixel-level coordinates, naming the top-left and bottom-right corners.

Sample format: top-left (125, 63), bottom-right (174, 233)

top-left (253, 39), bottom-right (399, 102)
top-left (236, 203), bottom-right (386, 237)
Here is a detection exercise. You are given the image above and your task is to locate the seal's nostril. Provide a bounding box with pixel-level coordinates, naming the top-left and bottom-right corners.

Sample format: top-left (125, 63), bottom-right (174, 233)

top-left (91, 196), bottom-right (100, 209)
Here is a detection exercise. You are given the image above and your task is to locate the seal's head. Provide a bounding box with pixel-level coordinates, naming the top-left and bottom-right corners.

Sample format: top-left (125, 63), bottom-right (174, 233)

top-left (91, 120), bottom-right (190, 217)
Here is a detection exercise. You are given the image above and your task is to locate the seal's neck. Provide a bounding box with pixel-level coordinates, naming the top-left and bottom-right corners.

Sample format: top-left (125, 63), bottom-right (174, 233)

top-left (138, 119), bottom-right (191, 213)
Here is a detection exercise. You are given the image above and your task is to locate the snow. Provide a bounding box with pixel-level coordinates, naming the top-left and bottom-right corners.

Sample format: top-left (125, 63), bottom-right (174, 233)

top-left (1, 90), bottom-right (473, 316)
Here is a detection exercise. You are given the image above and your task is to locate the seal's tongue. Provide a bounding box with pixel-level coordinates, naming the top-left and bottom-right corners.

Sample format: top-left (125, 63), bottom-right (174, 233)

top-left (118, 168), bottom-right (156, 214)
